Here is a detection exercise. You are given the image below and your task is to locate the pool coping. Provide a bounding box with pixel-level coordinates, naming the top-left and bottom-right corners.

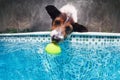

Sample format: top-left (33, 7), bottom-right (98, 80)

top-left (0, 32), bottom-right (120, 44)
top-left (0, 31), bottom-right (120, 37)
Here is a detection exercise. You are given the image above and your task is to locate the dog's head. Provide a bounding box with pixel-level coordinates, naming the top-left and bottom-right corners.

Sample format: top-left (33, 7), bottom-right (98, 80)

top-left (45, 5), bottom-right (88, 43)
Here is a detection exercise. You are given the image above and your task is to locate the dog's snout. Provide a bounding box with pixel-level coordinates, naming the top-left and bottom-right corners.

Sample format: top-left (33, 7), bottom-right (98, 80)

top-left (52, 35), bottom-right (61, 43)
top-left (52, 35), bottom-right (60, 40)
top-left (51, 30), bottom-right (64, 43)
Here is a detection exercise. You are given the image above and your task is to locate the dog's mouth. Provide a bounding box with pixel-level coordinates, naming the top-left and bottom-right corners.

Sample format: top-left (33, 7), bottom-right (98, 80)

top-left (51, 34), bottom-right (64, 43)
top-left (51, 30), bottom-right (64, 43)
top-left (52, 36), bottom-right (61, 43)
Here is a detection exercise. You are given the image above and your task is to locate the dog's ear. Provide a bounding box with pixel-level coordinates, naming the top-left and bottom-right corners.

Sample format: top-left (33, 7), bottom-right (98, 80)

top-left (45, 5), bottom-right (61, 20)
top-left (72, 23), bottom-right (88, 32)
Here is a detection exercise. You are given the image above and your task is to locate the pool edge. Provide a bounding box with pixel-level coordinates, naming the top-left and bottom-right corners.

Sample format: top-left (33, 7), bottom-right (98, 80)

top-left (0, 31), bottom-right (120, 37)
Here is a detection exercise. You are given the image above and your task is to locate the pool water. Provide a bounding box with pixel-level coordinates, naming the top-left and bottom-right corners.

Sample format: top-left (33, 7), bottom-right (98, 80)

top-left (0, 33), bottom-right (120, 80)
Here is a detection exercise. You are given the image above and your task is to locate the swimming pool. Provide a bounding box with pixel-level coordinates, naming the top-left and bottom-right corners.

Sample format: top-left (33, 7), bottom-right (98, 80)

top-left (0, 32), bottom-right (120, 80)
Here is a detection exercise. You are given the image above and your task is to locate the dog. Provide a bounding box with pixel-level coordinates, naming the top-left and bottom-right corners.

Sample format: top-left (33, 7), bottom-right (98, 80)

top-left (45, 4), bottom-right (88, 43)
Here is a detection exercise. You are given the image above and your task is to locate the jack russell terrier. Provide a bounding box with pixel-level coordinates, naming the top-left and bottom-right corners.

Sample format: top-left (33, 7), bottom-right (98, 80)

top-left (45, 4), bottom-right (88, 43)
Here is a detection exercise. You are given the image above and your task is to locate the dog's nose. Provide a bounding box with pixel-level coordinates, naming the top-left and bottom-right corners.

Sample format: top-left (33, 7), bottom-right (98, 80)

top-left (50, 30), bottom-right (64, 43)
top-left (52, 35), bottom-right (61, 43)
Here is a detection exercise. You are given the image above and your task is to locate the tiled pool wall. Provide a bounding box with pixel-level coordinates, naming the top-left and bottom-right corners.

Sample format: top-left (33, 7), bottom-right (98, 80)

top-left (0, 32), bottom-right (120, 46)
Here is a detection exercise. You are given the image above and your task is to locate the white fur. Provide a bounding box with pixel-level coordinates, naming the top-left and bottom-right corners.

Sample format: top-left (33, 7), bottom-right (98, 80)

top-left (60, 4), bottom-right (77, 22)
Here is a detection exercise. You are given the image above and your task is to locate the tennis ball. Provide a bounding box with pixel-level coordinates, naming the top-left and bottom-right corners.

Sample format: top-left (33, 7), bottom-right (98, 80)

top-left (45, 43), bottom-right (61, 55)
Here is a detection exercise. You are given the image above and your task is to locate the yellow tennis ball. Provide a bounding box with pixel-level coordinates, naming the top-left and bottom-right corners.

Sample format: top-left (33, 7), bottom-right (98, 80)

top-left (45, 43), bottom-right (61, 55)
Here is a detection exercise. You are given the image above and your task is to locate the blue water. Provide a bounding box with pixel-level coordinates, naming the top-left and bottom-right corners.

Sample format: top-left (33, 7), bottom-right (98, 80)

top-left (0, 39), bottom-right (120, 80)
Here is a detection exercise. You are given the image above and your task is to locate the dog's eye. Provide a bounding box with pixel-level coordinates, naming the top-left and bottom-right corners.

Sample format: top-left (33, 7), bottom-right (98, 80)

top-left (65, 26), bottom-right (72, 34)
top-left (54, 20), bottom-right (61, 25)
